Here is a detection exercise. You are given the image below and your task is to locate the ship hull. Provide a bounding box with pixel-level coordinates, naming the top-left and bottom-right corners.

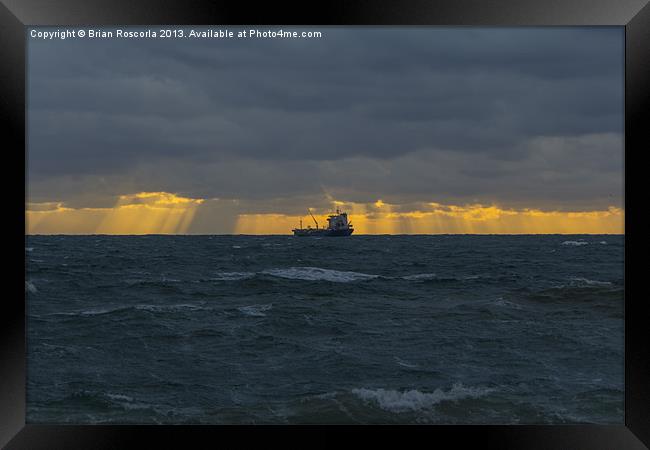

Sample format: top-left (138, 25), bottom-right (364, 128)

top-left (292, 228), bottom-right (353, 237)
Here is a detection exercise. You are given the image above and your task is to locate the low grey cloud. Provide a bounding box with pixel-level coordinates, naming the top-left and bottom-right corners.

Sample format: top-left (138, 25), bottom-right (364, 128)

top-left (27, 26), bottom-right (623, 213)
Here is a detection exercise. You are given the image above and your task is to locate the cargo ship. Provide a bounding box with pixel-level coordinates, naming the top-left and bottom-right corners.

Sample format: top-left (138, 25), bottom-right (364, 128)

top-left (292, 209), bottom-right (354, 237)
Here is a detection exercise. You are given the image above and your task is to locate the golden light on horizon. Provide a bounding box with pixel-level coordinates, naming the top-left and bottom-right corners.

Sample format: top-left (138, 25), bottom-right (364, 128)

top-left (27, 192), bottom-right (204, 235)
top-left (234, 201), bottom-right (624, 235)
top-left (233, 214), bottom-right (298, 235)
top-left (27, 193), bottom-right (623, 235)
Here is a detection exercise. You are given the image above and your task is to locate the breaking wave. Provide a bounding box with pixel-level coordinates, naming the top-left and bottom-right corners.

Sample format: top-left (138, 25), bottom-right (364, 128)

top-left (393, 356), bottom-right (419, 369)
top-left (262, 267), bottom-right (379, 283)
top-left (52, 303), bottom-right (209, 317)
top-left (238, 304), bottom-right (273, 317)
top-left (105, 393), bottom-right (134, 402)
top-left (568, 277), bottom-right (613, 287)
top-left (402, 273), bottom-right (438, 281)
top-left (351, 383), bottom-right (494, 413)
top-left (561, 241), bottom-right (589, 246)
top-left (26, 280), bottom-right (37, 293)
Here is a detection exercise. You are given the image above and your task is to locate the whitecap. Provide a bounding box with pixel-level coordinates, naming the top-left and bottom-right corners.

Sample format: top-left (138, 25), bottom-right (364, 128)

top-left (561, 241), bottom-right (588, 246)
top-left (238, 304), bottom-right (273, 317)
top-left (119, 402), bottom-right (153, 411)
top-left (232, 245), bottom-right (242, 249)
top-left (26, 247), bottom-right (34, 252)
top-left (210, 272), bottom-right (255, 281)
top-left (25, 281), bottom-right (37, 293)
top-left (103, 392), bottom-right (153, 411)
top-left (160, 276), bottom-right (180, 283)
top-left (569, 277), bottom-right (613, 287)
top-left (393, 356), bottom-right (419, 369)
top-left (263, 267), bottom-right (378, 283)
top-left (351, 383), bottom-right (494, 413)
top-left (402, 273), bottom-right (438, 281)
top-left (106, 393), bottom-right (133, 402)
top-left (73, 307), bottom-right (123, 317)
top-left (71, 303), bottom-right (206, 316)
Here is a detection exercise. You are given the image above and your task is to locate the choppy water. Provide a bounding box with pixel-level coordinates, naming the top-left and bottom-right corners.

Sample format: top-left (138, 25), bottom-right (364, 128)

top-left (26, 235), bottom-right (624, 424)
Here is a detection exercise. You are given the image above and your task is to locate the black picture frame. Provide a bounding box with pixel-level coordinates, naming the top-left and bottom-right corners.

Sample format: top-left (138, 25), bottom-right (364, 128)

top-left (2, 0), bottom-right (648, 448)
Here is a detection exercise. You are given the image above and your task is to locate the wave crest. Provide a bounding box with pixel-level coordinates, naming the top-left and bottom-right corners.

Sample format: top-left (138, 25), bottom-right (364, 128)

top-left (238, 304), bottom-right (273, 317)
top-left (352, 383), bottom-right (494, 413)
top-left (26, 281), bottom-right (38, 293)
top-left (402, 273), bottom-right (438, 281)
top-left (568, 277), bottom-right (613, 287)
top-left (53, 303), bottom-right (209, 317)
top-left (263, 267), bottom-right (378, 283)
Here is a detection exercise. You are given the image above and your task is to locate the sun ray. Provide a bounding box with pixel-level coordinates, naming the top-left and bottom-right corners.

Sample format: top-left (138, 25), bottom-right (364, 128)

top-left (27, 192), bottom-right (204, 234)
top-left (27, 195), bottom-right (623, 235)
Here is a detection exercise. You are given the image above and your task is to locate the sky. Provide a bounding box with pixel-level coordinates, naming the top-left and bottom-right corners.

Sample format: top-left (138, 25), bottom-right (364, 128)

top-left (27, 27), bottom-right (624, 234)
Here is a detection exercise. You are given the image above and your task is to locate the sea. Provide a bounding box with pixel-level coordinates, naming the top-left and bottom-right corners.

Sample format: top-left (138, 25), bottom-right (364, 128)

top-left (25, 234), bottom-right (624, 424)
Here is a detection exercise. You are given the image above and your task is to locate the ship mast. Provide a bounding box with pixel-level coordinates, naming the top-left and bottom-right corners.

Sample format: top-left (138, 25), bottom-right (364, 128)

top-left (308, 208), bottom-right (319, 229)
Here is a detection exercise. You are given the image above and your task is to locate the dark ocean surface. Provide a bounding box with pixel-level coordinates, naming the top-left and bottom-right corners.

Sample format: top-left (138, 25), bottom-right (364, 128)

top-left (25, 235), bottom-right (624, 424)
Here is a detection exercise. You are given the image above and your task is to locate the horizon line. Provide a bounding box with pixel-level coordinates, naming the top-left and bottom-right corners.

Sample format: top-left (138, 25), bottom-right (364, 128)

top-left (25, 233), bottom-right (625, 236)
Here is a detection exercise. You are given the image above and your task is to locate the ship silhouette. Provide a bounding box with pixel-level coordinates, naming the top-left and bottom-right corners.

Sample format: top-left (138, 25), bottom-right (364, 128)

top-left (292, 208), bottom-right (354, 236)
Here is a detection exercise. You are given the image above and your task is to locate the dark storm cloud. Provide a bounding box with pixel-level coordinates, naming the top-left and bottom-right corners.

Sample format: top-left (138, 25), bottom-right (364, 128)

top-left (27, 27), bottom-right (623, 210)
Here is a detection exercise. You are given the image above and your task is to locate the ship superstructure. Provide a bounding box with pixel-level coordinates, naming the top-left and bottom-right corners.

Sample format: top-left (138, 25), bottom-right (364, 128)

top-left (292, 209), bottom-right (354, 237)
